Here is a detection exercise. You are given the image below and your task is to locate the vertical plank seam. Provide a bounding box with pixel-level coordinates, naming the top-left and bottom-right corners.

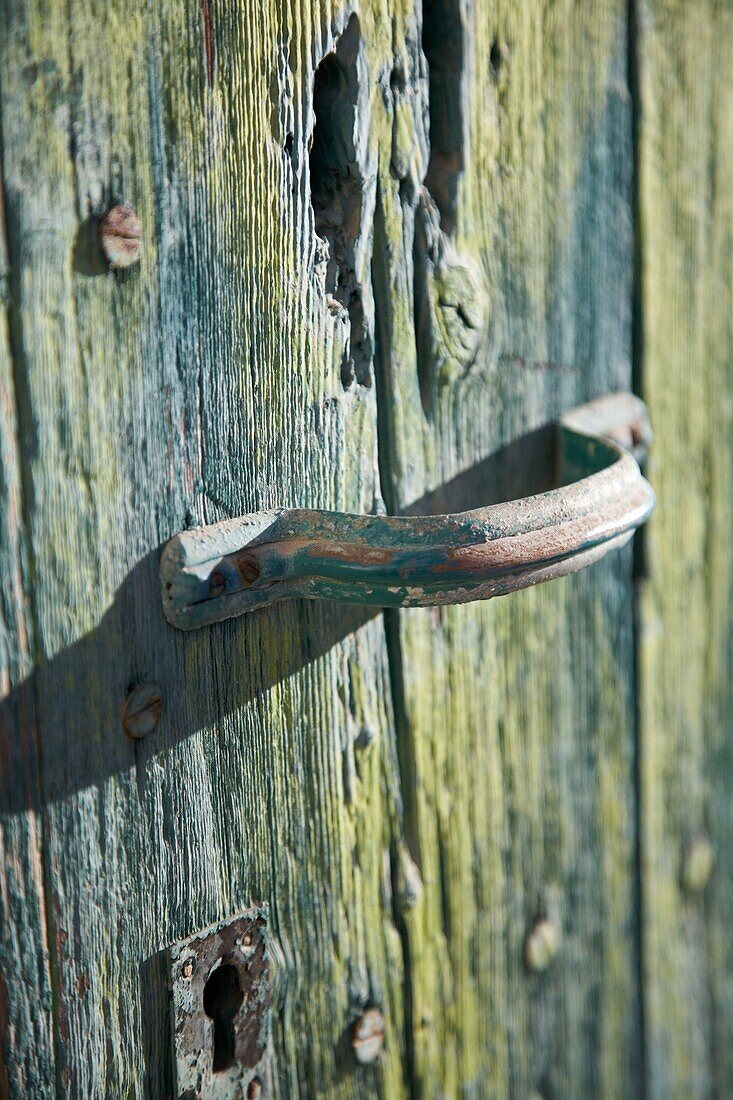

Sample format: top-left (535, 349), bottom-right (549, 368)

top-left (372, 179), bottom-right (419, 1094)
top-left (627, 0), bottom-right (649, 1094)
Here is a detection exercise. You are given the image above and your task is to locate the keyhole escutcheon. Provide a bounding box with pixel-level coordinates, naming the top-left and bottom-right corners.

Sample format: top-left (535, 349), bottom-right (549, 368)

top-left (203, 961), bottom-right (244, 1072)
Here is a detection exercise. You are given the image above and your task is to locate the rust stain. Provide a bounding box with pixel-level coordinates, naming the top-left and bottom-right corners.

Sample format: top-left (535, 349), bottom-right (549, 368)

top-left (54, 925), bottom-right (71, 1043)
top-left (236, 553), bottom-right (261, 584)
top-left (201, 0), bottom-right (214, 88)
top-left (57, 1002), bottom-right (70, 1044)
top-left (307, 543), bottom-right (394, 566)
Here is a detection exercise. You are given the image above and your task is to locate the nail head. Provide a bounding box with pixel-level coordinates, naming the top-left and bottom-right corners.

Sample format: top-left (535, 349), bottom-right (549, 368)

top-left (352, 1007), bottom-right (384, 1064)
top-left (122, 683), bottom-right (163, 739)
top-left (237, 554), bottom-right (261, 584)
top-left (524, 917), bottom-right (561, 972)
top-left (682, 836), bottom-right (714, 894)
top-left (99, 203), bottom-right (141, 269)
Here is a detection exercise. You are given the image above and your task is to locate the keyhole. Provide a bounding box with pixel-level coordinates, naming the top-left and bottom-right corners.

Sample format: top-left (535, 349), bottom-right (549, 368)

top-left (203, 963), bottom-right (244, 1073)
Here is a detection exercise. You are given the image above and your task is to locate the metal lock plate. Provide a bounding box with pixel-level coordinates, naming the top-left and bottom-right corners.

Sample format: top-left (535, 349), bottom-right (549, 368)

top-left (168, 907), bottom-right (272, 1099)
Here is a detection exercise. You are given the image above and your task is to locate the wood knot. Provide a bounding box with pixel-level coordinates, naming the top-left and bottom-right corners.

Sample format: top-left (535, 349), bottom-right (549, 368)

top-left (414, 195), bottom-right (488, 413)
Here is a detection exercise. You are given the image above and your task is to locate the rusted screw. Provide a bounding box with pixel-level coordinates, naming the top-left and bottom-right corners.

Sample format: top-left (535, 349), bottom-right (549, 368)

top-left (181, 958), bottom-right (194, 980)
top-left (99, 203), bottom-right (141, 269)
top-left (122, 683), bottom-right (163, 740)
top-left (246, 1079), bottom-right (263, 1100)
top-left (351, 1007), bottom-right (384, 1065)
top-left (524, 917), bottom-right (561, 972)
top-left (237, 554), bottom-right (261, 585)
top-left (682, 836), bottom-right (714, 894)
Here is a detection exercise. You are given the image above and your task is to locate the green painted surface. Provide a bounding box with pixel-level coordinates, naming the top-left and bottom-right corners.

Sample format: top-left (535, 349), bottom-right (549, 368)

top-left (0, 0), bottom-right (730, 1096)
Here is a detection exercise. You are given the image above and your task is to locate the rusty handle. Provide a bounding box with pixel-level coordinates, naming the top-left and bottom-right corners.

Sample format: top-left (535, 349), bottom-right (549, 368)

top-left (160, 393), bottom-right (654, 630)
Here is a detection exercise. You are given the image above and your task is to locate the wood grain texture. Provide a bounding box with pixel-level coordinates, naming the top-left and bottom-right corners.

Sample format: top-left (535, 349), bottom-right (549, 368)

top-left (0, 1), bottom-right (412, 1095)
top-left (2, 0), bottom-right (731, 1095)
top-left (636, 2), bottom-right (733, 1095)
top-left (0, 151), bottom-right (56, 1096)
top-left (374, 1), bottom-right (643, 1095)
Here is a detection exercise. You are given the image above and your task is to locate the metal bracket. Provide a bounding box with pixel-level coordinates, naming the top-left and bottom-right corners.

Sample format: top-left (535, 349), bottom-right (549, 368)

top-left (167, 908), bottom-right (272, 1100)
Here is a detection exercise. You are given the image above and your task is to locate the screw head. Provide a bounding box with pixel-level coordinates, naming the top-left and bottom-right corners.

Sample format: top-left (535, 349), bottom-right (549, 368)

top-left (351, 1007), bottom-right (384, 1064)
top-left (180, 958), bottom-right (194, 980)
top-left (122, 683), bottom-right (163, 739)
top-left (524, 917), bottom-right (561, 972)
top-left (237, 554), bottom-right (261, 584)
top-left (99, 203), bottom-right (141, 269)
top-left (682, 836), bottom-right (714, 894)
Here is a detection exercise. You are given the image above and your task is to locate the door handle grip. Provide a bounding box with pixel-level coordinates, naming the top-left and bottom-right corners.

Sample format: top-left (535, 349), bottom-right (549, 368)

top-left (161, 392), bottom-right (654, 630)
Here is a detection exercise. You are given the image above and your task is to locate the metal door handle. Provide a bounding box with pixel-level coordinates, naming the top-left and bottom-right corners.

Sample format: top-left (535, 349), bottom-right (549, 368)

top-left (161, 392), bottom-right (654, 630)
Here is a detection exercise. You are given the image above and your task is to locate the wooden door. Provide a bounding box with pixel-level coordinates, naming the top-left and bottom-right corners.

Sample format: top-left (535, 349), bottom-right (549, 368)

top-left (0, 1), bottom-right (731, 1097)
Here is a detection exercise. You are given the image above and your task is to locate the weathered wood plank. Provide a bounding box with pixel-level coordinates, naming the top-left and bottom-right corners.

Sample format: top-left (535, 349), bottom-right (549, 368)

top-left (4, 0), bottom-right (730, 1094)
top-left (0, 0), bottom-right (414, 1094)
top-left (0, 158), bottom-right (56, 1096)
top-left (636, 2), bottom-right (733, 1095)
top-left (376, 1), bottom-right (642, 1094)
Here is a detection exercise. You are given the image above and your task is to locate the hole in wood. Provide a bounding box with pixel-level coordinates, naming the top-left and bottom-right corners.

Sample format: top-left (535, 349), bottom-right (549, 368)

top-left (309, 15), bottom-right (372, 389)
top-left (203, 962), bottom-right (244, 1073)
top-left (422, 0), bottom-right (464, 233)
top-left (489, 37), bottom-right (503, 77)
top-left (390, 63), bottom-right (406, 96)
